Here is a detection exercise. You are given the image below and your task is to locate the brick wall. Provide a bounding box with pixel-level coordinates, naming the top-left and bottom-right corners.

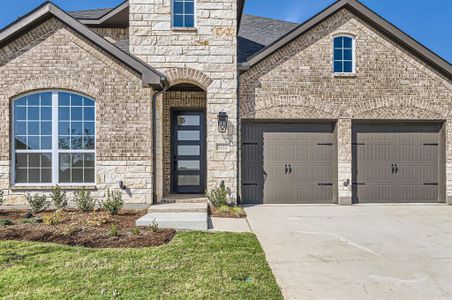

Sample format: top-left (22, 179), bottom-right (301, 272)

top-left (91, 27), bottom-right (129, 43)
top-left (0, 18), bottom-right (153, 204)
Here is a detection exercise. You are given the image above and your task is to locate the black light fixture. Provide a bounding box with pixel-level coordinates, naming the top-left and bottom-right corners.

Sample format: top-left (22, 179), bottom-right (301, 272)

top-left (218, 112), bottom-right (228, 133)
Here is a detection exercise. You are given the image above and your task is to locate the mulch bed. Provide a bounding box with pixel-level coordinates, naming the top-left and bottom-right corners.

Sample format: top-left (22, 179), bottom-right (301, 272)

top-left (209, 204), bottom-right (247, 219)
top-left (0, 210), bottom-right (176, 248)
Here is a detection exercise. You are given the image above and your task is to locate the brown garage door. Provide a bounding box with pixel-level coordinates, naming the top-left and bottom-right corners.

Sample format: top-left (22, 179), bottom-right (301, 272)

top-left (241, 123), bottom-right (335, 204)
top-left (352, 123), bottom-right (442, 203)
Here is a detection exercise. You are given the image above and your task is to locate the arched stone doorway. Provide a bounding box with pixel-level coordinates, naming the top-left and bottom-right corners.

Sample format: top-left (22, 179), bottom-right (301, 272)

top-left (160, 83), bottom-right (207, 198)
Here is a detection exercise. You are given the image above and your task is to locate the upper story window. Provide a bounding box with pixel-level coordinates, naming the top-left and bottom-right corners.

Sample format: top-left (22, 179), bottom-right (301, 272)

top-left (13, 91), bottom-right (96, 185)
top-left (172, 0), bottom-right (195, 28)
top-left (333, 36), bottom-right (355, 73)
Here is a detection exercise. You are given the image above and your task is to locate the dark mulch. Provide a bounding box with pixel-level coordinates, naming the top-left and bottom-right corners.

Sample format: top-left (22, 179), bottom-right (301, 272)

top-left (0, 210), bottom-right (176, 248)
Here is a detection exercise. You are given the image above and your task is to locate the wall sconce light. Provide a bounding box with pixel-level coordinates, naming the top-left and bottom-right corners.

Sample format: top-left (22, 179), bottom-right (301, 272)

top-left (218, 112), bottom-right (228, 133)
top-left (119, 181), bottom-right (127, 190)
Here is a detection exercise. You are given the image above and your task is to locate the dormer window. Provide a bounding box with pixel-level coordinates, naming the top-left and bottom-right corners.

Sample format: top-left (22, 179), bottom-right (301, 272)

top-left (172, 0), bottom-right (195, 28)
top-left (333, 36), bottom-right (355, 73)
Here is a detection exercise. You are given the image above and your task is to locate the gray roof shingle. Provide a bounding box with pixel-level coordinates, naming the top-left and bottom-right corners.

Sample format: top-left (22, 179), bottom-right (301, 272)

top-left (238, 14), bottom-right (298, 62)
top-left (68, 8), bottom-right (113, 20)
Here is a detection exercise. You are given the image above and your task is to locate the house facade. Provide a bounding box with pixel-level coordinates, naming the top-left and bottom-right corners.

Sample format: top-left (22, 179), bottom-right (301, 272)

top-left (0, 0), bottom-right (451, 206)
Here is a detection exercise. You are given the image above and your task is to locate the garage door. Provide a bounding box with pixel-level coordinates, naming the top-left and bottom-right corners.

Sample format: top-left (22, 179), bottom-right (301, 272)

top-left (241, 123), bottom-right (335, 204)
top-left (352, 123), bottom-right (442, 203)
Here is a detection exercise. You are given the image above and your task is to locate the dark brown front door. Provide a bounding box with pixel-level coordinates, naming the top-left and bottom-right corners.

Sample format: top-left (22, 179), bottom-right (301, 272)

top-left (352, 123), bottom-right (441, 203)
top-left (241, 123), bottom-right (335, 204)
top-left (172, 111), bottom-right (205, 194)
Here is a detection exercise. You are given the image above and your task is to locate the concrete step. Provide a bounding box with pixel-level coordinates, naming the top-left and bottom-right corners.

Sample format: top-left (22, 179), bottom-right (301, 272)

top-left (161, 194), bottom-right (207, 204)
top-left (135, 212), bottom-right (208, 231)
top-left (148, 203), bottom-right (207, 213)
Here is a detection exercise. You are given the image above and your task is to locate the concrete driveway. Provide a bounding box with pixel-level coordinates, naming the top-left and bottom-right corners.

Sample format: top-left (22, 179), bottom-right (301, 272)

top-left (245, 205), bottom-right (452, 300)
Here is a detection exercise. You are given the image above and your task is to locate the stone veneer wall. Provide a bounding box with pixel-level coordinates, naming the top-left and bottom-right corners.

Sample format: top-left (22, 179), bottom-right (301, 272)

top-left (0, 18), bottom-right (153, 204)
top-left (240, 9), bottom-right (452, 204)
top-left (162, 91), bottom-right (207, 196)
top-left (129, 0), bottom-right (238, 199)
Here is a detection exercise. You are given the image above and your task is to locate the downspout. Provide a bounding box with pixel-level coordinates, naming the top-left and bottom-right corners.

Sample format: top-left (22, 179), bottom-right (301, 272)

top-left (152, 78), bottom-right (170, 205)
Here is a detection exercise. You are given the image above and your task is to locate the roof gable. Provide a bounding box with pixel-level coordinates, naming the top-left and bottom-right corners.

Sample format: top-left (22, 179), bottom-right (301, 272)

top-left (240, 0), bottom-right (452, 80)
top-left (0, 2), bottom-right (166, 89)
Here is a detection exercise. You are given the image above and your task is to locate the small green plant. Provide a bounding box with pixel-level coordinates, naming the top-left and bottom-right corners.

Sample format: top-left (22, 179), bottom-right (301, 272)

top-left (21, 218), bottom-right (40, 224)
top-left (74, 188), bottom-right (96, 213)
top-left (148, 220), bottom-right (159, 233)
top-left (51, 185), bottom-right (67, 209)
top-left (0, 190), bottom-right (4, 206)
top-left (102, 189), bottom-right (124, 215)
top-left (42, 210), bottom-right (64, 226)
top-left (130, 227), bottom-right (140, 236)
top-left (26, 193), bottom-right (50, 214)
top-left (0, 219), bottom-right (13, 226)
top-left (206, 181), bottom-right (231, 207)
top-left (110, 224), bottom-right (119, 237)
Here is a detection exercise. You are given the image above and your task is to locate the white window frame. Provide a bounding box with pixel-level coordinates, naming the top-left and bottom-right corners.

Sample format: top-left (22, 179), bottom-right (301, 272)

top-left (11, 90), bottom-right (96, 187)
top-left (171, 0), bottom-right (197, 28)
top-left (332, 34), bottom-right (356, 74)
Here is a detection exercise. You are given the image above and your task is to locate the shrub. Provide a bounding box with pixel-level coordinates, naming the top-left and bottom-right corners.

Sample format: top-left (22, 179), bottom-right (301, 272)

top-left (0, 190), bottom-right (4, 206)
top-left (0, 219), bottom-right (13, 226)
top-left (74, 188), bottom-right (96, 213)
top-left (42, 210), bottom-right (64, 226)
top-left (51, 185), bottom-right (67, 209)
top-left (110, 224), bottom-right (119, 237)
top-left (148, 220), bottom-right (159, 233)
top-left (130, 227), bottom-right (140, 236)
top-left (206, 181), bottom-right (231, 207)
top-left (102, 189), bottom-right (124, 215)
top-left (61, 225), bottom-right (78, 237)
top-left (87, 211), bottom-right (111, 227)
top-left (26, 193), bottom-right (50, 214)
top-left (21, 218), bottom-right (40, 224)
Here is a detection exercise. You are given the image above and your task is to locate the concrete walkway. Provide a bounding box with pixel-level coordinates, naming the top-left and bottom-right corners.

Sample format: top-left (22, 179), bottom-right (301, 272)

top-left (209, 217), bottom-right (251, 232)
top-left (245, 205), bottom-right (452, 300)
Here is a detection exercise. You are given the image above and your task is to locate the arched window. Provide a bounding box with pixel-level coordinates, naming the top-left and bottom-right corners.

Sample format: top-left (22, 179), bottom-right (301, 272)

top-left (333, 35), bottom-right (355, 73)
top-left (13, 91), bottom-right (95, 185)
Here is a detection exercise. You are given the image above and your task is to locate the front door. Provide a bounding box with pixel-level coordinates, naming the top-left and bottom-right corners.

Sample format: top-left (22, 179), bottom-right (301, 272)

top-left (172, 110), bottom-right (205, 194)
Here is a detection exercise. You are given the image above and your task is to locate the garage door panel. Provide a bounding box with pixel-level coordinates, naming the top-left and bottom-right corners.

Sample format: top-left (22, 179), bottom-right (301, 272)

top-left (242, 123), bottom-right (335, 204)
top-left (311, 165), bottom-right (334, 183)
top-left (287, 163), bottom-right (310, 183)
top-left (353, 123), bottom-right (441, 203)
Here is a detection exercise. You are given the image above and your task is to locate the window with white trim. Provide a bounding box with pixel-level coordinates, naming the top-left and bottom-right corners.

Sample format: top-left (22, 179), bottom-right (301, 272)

top-left (172, 0), bottom-right (195, 28)
top-left (333, 36), bottom-right (355, 73)
top-left (13, 91), bottom-right (96, 185)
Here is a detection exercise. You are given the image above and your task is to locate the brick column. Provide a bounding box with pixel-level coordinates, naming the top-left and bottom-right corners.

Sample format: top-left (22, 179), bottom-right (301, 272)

top-left (337, 118), bottom-right (352, 205)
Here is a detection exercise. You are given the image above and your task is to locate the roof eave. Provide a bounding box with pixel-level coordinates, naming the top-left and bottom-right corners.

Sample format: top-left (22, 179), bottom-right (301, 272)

top-left (76, 1), bottom-right (129, 26)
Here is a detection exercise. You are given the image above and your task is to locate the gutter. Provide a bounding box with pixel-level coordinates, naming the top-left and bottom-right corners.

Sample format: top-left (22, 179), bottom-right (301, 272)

top-left (151, 77), bottom-right (170, 205)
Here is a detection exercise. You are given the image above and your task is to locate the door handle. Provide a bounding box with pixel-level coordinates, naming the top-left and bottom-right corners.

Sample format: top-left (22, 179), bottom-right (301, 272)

top-left (285, 164), bottom-right (288, 174)
top-left (395, 164), bottom-right (398, 174)
top-left (288, 164), bottom-right (292, 174)
top-left (391, 164), bottom-right (394, 174)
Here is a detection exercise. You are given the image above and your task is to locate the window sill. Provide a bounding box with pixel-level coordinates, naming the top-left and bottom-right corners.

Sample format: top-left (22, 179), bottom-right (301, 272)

top-left (10, 185), bottom-right (97, 191)
top-left (333, 72), bottom-right (357, 78)
top-left (171, 27), bottom-right (198, 32)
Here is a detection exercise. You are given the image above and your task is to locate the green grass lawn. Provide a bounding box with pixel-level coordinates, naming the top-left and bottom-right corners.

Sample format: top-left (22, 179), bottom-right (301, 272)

top-left (0, 232), bottom-right (282, 299)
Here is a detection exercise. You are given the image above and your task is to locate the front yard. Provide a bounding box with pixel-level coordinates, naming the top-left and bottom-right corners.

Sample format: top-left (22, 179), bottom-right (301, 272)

top-left (0, 232), bottom-right (282, 299)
